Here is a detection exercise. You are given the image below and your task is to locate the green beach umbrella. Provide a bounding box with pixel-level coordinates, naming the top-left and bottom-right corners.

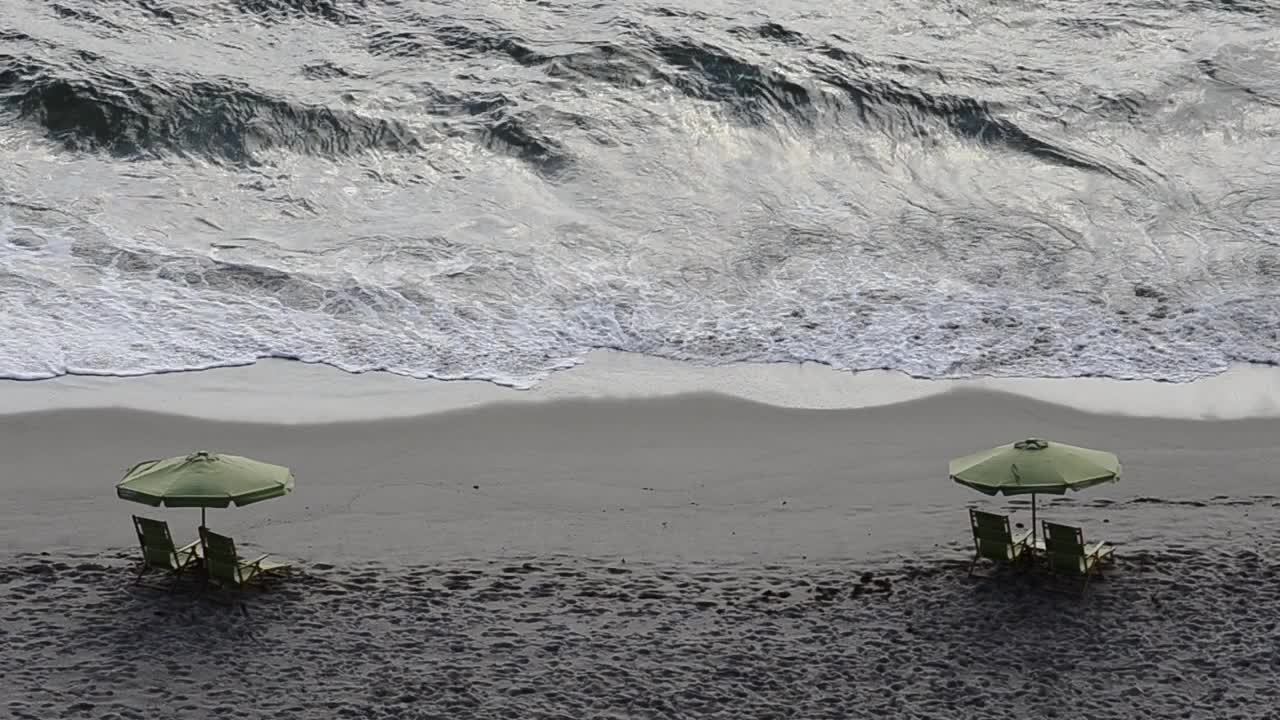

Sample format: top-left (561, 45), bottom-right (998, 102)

top-left (949, 437), bottom-right (1120, 546)
top-left (116, 451), bottom-right (295, 527)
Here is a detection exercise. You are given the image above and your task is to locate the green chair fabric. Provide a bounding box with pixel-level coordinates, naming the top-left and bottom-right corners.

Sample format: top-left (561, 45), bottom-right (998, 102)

top-left (1041, 521), bottom-right (1115, 595)
top-left (199, 527), bottom-right (290, 589)
top-left (131, 515), bottom-right (200, 588)
top-left (969, 508), bottom-right (1031, 577)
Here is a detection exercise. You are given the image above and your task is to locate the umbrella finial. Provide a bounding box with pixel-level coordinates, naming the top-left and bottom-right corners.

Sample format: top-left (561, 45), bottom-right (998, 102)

top-left (1014, 438), bottom-right (1049, 450)
top-left (186, 451), bottom-right (217, 463)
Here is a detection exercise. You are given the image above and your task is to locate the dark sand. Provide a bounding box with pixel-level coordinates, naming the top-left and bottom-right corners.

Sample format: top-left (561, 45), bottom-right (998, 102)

top-left (4, 547), bottom-right (1279, 720)
top-left (2, 388), bottom-right (1280, 718)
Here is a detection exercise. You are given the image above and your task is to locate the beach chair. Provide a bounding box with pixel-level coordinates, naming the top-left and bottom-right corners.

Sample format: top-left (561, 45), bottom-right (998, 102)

top-left (131, 515), bottom-right (200, 589)
top-left (199, 527), bottom-right (290, 591)
top-left (1041, 521), bottom-right (1114, 596)
top-left (968, 508), bottom-right (1032, 577)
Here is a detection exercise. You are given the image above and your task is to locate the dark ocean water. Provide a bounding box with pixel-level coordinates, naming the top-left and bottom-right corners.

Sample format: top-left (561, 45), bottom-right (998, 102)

top-left (2, 0), bottom-right (1279, 387)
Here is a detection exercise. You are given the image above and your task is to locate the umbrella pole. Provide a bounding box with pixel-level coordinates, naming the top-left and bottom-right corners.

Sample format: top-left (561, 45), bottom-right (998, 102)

top-left (1031, 493), bottom-right (1037, 550)
top-left (201, 507), bottom-right (206, 529)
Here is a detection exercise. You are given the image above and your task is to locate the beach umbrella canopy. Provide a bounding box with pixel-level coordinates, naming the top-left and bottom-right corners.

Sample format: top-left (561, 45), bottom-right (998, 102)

top-left (950, 437), bottom-right (1120, 545)
top-left (117, 451), bottom-right (294, 525)
top-left (949, 438), bottom-right (1120, 496)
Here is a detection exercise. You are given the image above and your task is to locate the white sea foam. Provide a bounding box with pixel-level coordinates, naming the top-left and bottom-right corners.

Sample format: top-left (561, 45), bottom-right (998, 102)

top-left (3, 14), bottom-right (1279, 388)
top-left (3, 183), bottom-right (1279, 391)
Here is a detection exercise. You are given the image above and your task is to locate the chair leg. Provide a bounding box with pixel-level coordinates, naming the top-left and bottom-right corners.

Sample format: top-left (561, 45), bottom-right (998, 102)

top-left (969, 554), bottom-right (980, 577)
top-left (1081, 557), bottom-right (1099, 597)
top-left (211, 580), bottom-right (250, 616)
top-left (166, 557), bottom-right (192, 592)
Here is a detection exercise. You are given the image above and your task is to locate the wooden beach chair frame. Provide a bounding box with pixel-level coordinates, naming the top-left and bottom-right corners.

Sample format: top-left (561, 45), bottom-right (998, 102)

top-left (1040, 521), bottom-right (1115, 596)
top-left (968, 508), bottom-right (1032, 578)
top-left (198, 527), bottom-right (290, 592)
top-left (131, 515), bottom-right (200, 590)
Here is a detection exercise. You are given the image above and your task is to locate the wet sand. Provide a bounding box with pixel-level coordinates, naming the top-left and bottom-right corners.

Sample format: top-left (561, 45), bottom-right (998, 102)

top-left (5, 351), bottom-right (1280, 422)
top-left (2, 372), bottom-right (1280, 718)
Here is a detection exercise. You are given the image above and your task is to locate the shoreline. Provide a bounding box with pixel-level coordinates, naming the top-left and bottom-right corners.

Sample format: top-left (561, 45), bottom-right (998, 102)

top-left (3, 350), bottom-right (1280, 423)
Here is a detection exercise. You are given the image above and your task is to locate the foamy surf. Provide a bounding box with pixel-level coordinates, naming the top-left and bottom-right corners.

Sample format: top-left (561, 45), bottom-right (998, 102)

top-left (3, 0), bottom-right (1280, 388)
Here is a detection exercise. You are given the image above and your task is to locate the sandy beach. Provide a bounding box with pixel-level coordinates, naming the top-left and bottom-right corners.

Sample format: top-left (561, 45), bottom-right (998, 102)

top-left (3, 358), bottom-right (1280, 719)
top-left (6, 0), bottom-right (1280, 714)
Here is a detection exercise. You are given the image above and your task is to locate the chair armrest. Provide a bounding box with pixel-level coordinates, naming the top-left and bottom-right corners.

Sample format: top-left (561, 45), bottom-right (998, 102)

top-left (1085, 543), bottom-right (1112, 558)
top-left (177, 540), bottom-right (202, 554)
top-left (1011, 529), bottom-right (1033, 546)
top-left (239, 554), bottom-right (271, 569)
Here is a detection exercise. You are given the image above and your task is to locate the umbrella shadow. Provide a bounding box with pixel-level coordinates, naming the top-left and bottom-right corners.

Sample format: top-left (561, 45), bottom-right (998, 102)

top-left (62, 569), bottom-right (333, 701)
top-left (100, 560), bottom-right (318, 643)
top-left (922, 555), bottom-right (1142, 660)
top-left (0, 554), bottom-right (298, 690)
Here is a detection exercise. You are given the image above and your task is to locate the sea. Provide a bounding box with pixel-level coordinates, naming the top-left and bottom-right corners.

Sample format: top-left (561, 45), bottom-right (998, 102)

top-left (2, 0), bottom-right (1279, 389)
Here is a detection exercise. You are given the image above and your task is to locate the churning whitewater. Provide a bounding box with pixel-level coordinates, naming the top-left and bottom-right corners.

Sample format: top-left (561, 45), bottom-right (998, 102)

top-left (2, 0), bottom-right (1279, 387)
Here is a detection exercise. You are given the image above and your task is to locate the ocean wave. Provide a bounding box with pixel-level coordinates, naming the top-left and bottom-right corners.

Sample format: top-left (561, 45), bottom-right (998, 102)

top-left (0, 51), bottom-right (582, 173)
top-left (232, 0), bottom-right (365, 25)
top-left (0, 60), bottom-right (425, 161)
top-left (2, 0), bottom-right (1280, 387)
top-left (0, 10), bottom-right (1122, 175)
